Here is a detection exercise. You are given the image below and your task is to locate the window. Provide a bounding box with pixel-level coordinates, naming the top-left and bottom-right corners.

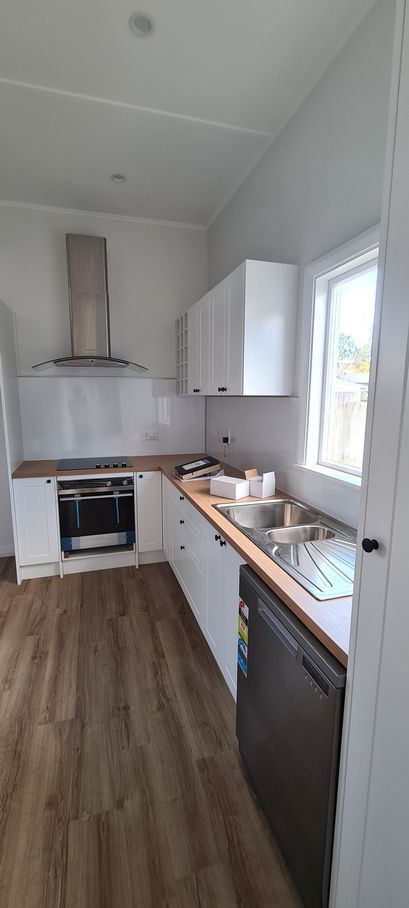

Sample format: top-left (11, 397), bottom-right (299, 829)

top-left (304, 236), bottom-right (378, 481)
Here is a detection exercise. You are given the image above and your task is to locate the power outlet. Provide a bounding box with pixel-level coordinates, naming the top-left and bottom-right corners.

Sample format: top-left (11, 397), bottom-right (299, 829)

top-left (144, 431), bottom-right (159, 441)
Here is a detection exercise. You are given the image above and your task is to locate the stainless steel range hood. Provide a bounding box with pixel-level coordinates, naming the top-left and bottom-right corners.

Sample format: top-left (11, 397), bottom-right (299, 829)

top-left (33, 234), bottom-right (148, 372)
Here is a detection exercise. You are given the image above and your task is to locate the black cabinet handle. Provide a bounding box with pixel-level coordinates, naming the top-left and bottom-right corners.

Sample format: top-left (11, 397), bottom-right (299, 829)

top-left (362, 538), bottom-right (379, 553)
top-left (46, 479), bottom-right (51, 484)
top-left (179, 495), bottom-right (184, 501)
top-left (219, 539), bottom-right (227, 547)
top-left (215, 534), bottom-right (221, 542)
top-left (179, 519), bottom-right (184, 525)
top-left (193, 388), bottom-right (200, 393)
top-left (218, 386), bottom-right (227, 392)
top-left (180, 545), bottom-right (185, 551)
top-left (138, 474), bottom-right (143, 478)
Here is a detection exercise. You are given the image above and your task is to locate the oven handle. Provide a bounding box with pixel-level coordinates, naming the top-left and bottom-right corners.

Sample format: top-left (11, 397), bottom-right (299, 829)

top-left (58, 493), bottom-right (134, 502)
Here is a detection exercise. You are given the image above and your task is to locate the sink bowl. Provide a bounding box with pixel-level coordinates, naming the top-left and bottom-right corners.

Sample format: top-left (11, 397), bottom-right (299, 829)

top-left (214, 496), bottom-right (357, 600)
top-left (215, 499), bottom-right (318, 531)
top-left (266, 525), bottom-right (336, 545)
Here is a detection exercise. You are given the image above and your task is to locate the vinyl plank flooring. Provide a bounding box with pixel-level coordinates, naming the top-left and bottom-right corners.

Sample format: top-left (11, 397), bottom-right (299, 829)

top-left (39, 600), bottom-right (80, 724)
top-left (0, 558), bottom-right (301, 908)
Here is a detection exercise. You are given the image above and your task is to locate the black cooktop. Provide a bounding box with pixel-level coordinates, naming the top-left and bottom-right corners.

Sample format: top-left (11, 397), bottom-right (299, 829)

top-left (57, 457), bottom-right (132, 471)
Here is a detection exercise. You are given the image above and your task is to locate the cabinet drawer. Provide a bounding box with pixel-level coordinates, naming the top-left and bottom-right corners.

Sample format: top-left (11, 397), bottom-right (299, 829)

top-left (172, 489), bottom-right (205, 535)
top-left (172, 522), bottom-right (205, 624)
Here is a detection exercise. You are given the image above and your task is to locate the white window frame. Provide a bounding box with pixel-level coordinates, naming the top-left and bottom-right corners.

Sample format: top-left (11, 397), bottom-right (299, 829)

top-left (297, 226), bottom-right (380, 487)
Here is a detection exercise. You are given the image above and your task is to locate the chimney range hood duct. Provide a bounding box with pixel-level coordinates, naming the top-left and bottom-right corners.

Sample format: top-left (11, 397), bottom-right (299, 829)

top-left (33, 234), bottom-right (148, 372)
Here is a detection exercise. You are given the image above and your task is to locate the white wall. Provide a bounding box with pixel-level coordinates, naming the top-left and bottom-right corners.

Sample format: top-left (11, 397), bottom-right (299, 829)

top-left (206, 0), bottom-right (396, 527)
top-left (0, 300), bottom-right (24, 560)
top-left (0, 203), bottom-right (207, 554)
top-left (0, 402), bottom-right (13, 555)
top-left (19, 376), bottom-right (205, 459)
top-left (0, 203), bottom-right (207, 378)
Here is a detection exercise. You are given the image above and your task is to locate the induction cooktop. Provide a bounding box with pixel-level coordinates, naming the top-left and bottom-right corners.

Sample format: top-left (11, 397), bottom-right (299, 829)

top-left (57, 457), bottom-right (132, 471)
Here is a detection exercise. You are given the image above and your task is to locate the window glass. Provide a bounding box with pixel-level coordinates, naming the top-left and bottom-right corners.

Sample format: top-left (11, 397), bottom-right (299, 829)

top-left (319, 262), bottom-right (377, 474)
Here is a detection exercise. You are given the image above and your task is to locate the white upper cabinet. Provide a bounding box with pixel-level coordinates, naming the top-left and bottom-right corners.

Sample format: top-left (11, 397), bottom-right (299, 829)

top-left (179, 259), bottom-right (298, 396)
top-left (188, 294), bottom-right (209, 396)
top-left (13, 477), bottom-right (60, 566)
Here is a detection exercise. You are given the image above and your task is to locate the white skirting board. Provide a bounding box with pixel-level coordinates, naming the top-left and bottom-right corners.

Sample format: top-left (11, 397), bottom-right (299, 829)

top-left (138, 550), bottom-right (166, 565)
top-left (16, 548), bottom-right (166, 581)
top-left (20, 562), bottom-right (61, 580)
top-left (62, 549), bottom-right (136, 575)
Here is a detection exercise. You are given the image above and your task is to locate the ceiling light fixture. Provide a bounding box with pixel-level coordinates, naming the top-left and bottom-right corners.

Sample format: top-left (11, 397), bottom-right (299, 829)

top-left (110, 173), bottom-right (127, 183)
top-left (129, 12), bottom-right (155, 38)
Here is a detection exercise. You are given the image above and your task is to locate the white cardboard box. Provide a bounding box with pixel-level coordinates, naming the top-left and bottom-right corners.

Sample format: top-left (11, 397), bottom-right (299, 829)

top-left (210, 475), bottom-right (250, 500)
top-left (249, 471), bottom-right (276, 498)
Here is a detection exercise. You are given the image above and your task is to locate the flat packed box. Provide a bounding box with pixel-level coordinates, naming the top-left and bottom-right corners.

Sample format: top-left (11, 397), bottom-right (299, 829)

top-left (224, 465), bottom-right (258, 481)
top-left (210, 475), bottom-right (250, 500)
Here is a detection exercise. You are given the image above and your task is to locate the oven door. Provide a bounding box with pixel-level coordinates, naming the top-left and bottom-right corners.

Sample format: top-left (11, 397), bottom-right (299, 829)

top-left (59, 491), bottom-right (135, 552)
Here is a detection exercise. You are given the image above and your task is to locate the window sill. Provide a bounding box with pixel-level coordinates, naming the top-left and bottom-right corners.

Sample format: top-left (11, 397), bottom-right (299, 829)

top-left (295, 463), bottom-right (361, 489)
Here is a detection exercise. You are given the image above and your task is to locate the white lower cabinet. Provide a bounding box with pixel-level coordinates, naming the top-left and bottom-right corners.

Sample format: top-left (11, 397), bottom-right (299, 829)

top-left (163, 476), bottom-right (244, 699)
top-left (136, 471), bottom-right (163, 553)
top-left (13, 477), bottom-right (60, 566)
top-left (205, 524), bottom-right (244, 699)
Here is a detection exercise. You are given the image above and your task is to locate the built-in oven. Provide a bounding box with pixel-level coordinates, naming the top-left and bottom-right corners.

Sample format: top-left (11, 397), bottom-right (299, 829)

top-left (58, 476), bottom-right (135, 555)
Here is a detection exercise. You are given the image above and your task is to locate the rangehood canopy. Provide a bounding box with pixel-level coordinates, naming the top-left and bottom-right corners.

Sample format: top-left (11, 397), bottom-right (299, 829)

top-left (33, 234), bottom-right (148, 373)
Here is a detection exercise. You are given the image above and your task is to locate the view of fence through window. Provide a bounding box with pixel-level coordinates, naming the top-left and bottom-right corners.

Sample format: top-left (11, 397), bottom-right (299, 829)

top-left (320, 261), bottom-right (378, 474)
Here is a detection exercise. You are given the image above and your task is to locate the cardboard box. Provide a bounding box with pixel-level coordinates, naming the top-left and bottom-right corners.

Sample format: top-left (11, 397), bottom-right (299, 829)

top-left (249, 471), bottom-right (276, 499)
top-left (210, 475), bottom-right (250, 499)
top-left (223, 465), bottom-right (259, 480)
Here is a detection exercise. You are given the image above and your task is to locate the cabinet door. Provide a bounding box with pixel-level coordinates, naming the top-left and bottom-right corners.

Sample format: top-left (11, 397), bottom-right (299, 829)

top-left (209, 281), bottom-right (226, 395)
top-left (13, 477), bottom-right (60, 565)
top-left (224, 264), bottom-right (245, 395)
top-left (222, 544), bottom-right (244, 700)
top-left (162, 476), bottom-right (171, 561)
top-left (171, 510), bottom-right (205, 627)
top-left (204, 523), bottom-right (225, 668)
top-left (136, 472), bottom-right (163, 552)
top-left (188, 295), bottom-right (209, 395)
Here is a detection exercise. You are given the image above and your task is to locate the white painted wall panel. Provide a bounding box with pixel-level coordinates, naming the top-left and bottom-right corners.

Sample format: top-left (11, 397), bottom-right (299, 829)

top-left (0, 204), bottom-right (207, 378)
top-left (206, 0), bottom-right (396, 528)
top-left (0, 300), bottom-right (24, 558)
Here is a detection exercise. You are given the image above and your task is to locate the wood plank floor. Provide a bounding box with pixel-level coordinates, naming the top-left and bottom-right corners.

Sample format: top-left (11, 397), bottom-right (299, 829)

top-left (0, 558), bottom-right (301, 907)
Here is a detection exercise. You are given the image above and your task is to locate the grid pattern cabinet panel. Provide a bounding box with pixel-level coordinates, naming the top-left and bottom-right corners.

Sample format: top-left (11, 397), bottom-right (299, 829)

top-left (175, 313), bottom-right (188, 395)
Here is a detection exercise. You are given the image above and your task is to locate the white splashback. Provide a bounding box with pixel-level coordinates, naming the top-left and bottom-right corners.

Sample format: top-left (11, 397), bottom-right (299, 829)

top-left (206, 396), bottom-right (361, 527)
top-left (19, 377), bottom-right (205, 459)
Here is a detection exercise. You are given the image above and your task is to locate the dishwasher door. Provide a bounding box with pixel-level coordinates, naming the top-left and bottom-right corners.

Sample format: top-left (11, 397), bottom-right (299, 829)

top-left (236, 566), bottom-right (346, 908)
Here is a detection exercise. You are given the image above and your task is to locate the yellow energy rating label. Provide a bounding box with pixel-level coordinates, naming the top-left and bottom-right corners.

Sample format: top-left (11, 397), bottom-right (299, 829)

top-left (238, 614), bottom-right (248, 644)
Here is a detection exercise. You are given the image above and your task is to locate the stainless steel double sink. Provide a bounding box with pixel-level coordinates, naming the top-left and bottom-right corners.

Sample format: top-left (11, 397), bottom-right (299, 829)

top-left (214, 498), bottom-right (356, 600)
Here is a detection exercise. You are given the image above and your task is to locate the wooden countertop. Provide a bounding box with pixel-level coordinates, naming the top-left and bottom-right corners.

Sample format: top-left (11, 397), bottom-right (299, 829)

top-left (12, 454), bottom-right (351, 665)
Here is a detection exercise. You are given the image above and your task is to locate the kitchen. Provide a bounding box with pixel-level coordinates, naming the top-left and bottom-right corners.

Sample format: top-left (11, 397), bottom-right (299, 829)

top-left (0, 1), bottom-right (408, 906)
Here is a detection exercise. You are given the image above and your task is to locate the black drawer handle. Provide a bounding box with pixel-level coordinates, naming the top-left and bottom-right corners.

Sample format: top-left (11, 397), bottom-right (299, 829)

top-left (180, 545), bottom-right (185, 550)
top-left (217, 386), bottom-right (227, 392)
top-left (180, 519), bottom-right (184, 525)
top-left (362, 537), bottom-right (379, 553)
top-left (179, 495), bottom-right (184, 501)
top-left (215, 534), bottom-right (221, 542)
top-left (46, 479), bottom-right (52, 484)
top-left (138, 474), bottom-right (143, 478)
top-left (219, 539), bottom-right (227, 547)
top-left (193, 388), bottom-right (200, 393)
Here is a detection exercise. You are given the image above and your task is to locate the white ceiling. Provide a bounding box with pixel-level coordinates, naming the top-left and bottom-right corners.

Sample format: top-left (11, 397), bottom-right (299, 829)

top-left (0, 0), bottom-right (376, 226)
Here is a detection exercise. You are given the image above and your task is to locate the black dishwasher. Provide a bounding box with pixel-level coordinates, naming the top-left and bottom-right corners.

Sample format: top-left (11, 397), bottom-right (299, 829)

top-left (237, 565), bottom-right (346, 908)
